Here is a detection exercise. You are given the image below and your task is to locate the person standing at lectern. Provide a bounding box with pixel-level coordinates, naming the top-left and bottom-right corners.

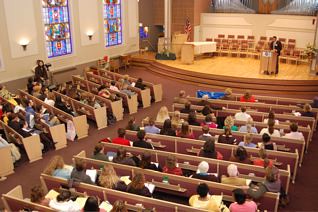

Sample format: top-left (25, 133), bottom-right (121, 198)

top-left (269, 36), bottom-right (282, 75)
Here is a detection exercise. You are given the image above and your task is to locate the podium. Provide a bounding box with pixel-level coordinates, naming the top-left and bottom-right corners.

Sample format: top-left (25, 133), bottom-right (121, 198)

top-left (260, 50), bottom-right (277, 74)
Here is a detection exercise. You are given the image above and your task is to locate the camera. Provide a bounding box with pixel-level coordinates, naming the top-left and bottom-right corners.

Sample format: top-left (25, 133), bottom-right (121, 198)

top-left (45, 63), bottom-right (52, 68)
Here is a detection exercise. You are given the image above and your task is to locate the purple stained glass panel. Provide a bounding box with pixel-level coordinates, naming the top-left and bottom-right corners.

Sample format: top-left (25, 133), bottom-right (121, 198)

top-left (42, 0), bottom-right (72, 58)
top-left (103, 0), bottom-right (122, 47)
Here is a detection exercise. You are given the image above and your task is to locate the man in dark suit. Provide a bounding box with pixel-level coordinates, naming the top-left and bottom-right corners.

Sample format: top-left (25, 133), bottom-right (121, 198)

top-left (270, 36), bottom-right (282, 75)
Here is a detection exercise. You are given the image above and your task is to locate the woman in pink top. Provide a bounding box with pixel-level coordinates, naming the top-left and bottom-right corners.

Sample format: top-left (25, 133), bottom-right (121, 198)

top-left (229, 188), bottom-right (257, 212)
top-left (176, 122), bottom-right (195, 139)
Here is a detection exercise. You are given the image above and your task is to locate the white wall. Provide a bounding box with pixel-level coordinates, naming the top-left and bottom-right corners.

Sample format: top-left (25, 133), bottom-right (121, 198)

top-left (0, 0), bottom-right (139, 83)
top-left (198, 13), bottom-right (317, 48)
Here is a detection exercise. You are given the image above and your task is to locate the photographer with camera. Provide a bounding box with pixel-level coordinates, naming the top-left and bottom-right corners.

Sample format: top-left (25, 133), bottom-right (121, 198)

top-left (34, 60), bottom-right (51, 86)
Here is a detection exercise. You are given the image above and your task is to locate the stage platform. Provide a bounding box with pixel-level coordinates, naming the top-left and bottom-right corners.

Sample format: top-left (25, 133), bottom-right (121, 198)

top-left (131, 52), bottom-right (318, 95)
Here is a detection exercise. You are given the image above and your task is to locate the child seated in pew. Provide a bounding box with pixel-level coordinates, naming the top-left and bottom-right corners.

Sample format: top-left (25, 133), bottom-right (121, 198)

top-left (127, 172), bottom-right (152, 197)
top-left (190, 161), bottom-right (219, 182)
top-left (189, 183), bottom-right (222, 212)
top-left (221, 164), bottom-right (249, 187)
top-left (171, 110), bottom-right (184, 129)
top-left (230, 146), bottom-right (252, 164)
top-left (163, 155), bottom-right (183, 176)
top-left (199, 137), bottom-right (223, 160)
top-left (224, 116), bottom-right (238, 131)
top-left (43, 155), bottom-right (72, 180)
top-left (97, 164), bottom-right (127, 191)
top-left (30, 185), bottom-right (50, 207)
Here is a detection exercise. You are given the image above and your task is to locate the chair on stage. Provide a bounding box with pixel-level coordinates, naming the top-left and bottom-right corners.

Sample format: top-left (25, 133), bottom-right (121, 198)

top-left (218, 34), bottom-right (225, 38)
top-left (239, 43), bottom-right (249, 58)
top-left (288, 50), bottom-right (301, 65)
top-left (260, 36), bottom-right (267, 41)
top-left (230, 44), bottom-right (240, 57)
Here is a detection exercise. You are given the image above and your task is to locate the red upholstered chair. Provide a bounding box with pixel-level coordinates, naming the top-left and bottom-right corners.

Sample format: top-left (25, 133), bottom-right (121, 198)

top-left (206, 38), bottom-right (213, 42)
top-left (260, 36), bottom-right (267, 41)
top-left (218, 34), bottom-right (225, 38)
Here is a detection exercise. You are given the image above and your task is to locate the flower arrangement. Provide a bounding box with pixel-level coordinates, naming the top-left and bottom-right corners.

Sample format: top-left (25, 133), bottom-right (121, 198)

top-left (304, 43), bottom-right (318, 59)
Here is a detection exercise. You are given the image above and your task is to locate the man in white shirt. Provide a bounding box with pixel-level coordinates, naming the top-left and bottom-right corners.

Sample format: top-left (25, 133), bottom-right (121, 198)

top-left (234, 107), bottom-right (251, 121)
top-left (283, 123), bottom-right (304, 141)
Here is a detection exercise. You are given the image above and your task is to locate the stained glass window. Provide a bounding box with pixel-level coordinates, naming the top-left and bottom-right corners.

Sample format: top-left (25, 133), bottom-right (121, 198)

top-left (103, 0), bottom-right (122, 47)
top-left (42, 0), bottom-right (72, 58)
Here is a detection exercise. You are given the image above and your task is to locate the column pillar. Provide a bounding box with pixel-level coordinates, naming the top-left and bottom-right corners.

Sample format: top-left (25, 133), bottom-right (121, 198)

top-left (164, 0), bottom-right (172, 45)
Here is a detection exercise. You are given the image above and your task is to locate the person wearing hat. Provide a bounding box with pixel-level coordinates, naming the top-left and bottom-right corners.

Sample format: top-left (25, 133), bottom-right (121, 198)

top-left (190, 161), bottom-right (219, 182)
top-left (220, 88), bottom-right (235, 100)
top-left (221, 164), bottom-right (248, 186)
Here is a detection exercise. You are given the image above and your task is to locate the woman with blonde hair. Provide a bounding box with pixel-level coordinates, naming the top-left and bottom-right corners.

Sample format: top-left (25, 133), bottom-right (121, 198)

top-left (239, 117), bottom-right (258, 134)
top-left (127, 173), bottom-right (151, 197)
top-left (301, 103), bottom-right (314, 117)
top-left (238, 133), bottom-right (257, 148)
top-left (156, 106), bottom-right (170, 122)
top-left (224, 116), bottom-right (238, 131)
top-left (171, 110), bottom-right (183, 128)
top-left (43, 155), bottom-right (71, 179)
top-left (98, 164), bottom-right (127, 191)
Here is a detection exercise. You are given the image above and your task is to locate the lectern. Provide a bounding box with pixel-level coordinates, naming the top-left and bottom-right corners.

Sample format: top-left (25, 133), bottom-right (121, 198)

top-left (260, 50), bottom-right (277, 74)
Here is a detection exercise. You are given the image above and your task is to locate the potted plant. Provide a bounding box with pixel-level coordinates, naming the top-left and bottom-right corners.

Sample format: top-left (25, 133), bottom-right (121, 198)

top-left (304, 43), bottom-right (318, 60)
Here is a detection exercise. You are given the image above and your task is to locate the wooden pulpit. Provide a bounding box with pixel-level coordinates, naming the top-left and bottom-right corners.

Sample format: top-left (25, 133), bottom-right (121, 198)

top-left (260, 50), bottom-right (277, 74)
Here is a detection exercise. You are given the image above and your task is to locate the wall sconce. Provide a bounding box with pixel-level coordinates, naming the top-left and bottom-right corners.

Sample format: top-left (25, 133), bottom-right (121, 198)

top-left (86, 31), bottom-right (94, 40)
top-left (19, 38), bottom-right (30, 51)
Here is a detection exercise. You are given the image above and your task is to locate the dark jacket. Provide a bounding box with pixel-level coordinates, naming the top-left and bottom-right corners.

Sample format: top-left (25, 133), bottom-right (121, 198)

top-left (127, 185), bottom-right (152, 197)
top-left (70, 169), bottom-right (94, 184)
top-left (270, 40), bottom-right (282, 55)
top-left (35, 66), bottom-right (48, 81)
top-left (92, 153), bottom-right (108, 161)
top-left (133, 140), bottom-right (153, 149)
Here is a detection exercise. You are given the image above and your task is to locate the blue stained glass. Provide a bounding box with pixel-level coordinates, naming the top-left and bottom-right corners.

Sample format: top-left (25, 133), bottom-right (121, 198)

top-left (103, 0), bottom-right (122, 47)
top-left (42, 0), bottom-right (72, 58)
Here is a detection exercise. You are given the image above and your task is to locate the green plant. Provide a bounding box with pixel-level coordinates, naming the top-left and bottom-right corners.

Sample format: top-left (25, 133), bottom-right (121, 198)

top-left (304, 43), bottom-right (318, 59)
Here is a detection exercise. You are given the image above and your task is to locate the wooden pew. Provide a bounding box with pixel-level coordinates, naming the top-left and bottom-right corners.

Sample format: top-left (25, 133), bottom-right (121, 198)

top-left (149, 118), bottom-right (305, 169)
top-left (92, 67), bottom-right (163, 102)
top-left (0, 145), bottom-right (14, 177)
top-left (72, 76), bottom-right (124, 121)
top-left (229, 93), bottom-right (313, 105)
top-left (100, 142), bottom-right (290, 196)
top-left (86, 71), bottom-right (151, 108)
top-left (124, 130), bottom-right (299, 184)
top-left (173, 103), bottom-right (313, 152)
top-left (84, 73), bottom-right (140, 113)
top-left (2, 185), bottom-right (55, 212)
top-left (52, 91), bottom-right (107, 130)
top-left (186, 96), bottom-right (317, 131)
top-left (72, 151), bottom-right (279, 212)
top-left (72, 75), bottom-right (138, 115)
top-left (40, 173), bottom-right (209, 212)
top-left (18, 90), bottom-right (88, 140)
top-left (1, 120), bottom-right (42, 163)
top-left (169, 110), bottom-right (312, 153)
top-left (0, 96), bottom-right (67, 150)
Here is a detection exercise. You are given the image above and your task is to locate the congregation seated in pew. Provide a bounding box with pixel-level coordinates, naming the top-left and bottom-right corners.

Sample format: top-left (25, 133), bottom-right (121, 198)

top-left (230, 146), bottom-right (252, 164)
top-left (111, 128), bottom-right (131, 146)
top-left (126, 116), bottom-right (140, 131)
top-left (234, 107), bottom-right (251, 122)
top-left (156, 106), bottom-right (170, 122)
top-left (132, 130), bottom-right (153, 149)
top-left (43, 155), bottom-right (72, 180)
top-left (240, 90), bottom-right (256, 103)
top-left (139, 151), bottom-right (163, 172)
top-left (71, 158), bottom-right (95, 184)
top-left (221, 164), bottom-right (248, 187)
top-left (187, 111), bottom-right (201, 126)
top-left (230, 188), bottom-right (258, 212)
top-left (190, 161), bottom-right (219, 182)
top-left (199, 136), bottom-right (223, 160)
top-left (97, 164), bottom-right (127, 191)
top-left (176, 121), bottom-right (195, 139)
top-left (127, 172), bottom-right (152, 197)
top-left (238, 133), bottom-right (257, 148)
top-left (218, 126), bottom-right (237, 145)
top-left (260, 119), bottom-right (281, 137)
top-left (163, 154), bottom-right (183, 176)
top-left (160, 119), bottom-right (176, 136)
top-left (239, 117), bottom-right (258, 134)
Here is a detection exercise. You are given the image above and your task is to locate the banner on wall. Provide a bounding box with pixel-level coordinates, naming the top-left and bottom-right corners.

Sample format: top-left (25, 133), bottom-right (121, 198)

top-left (0, 46), bottom-right (4, 71)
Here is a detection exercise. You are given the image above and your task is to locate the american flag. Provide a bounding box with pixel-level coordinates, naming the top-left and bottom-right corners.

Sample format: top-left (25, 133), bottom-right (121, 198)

top-left (184, 17), bottom-right (192, 41)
